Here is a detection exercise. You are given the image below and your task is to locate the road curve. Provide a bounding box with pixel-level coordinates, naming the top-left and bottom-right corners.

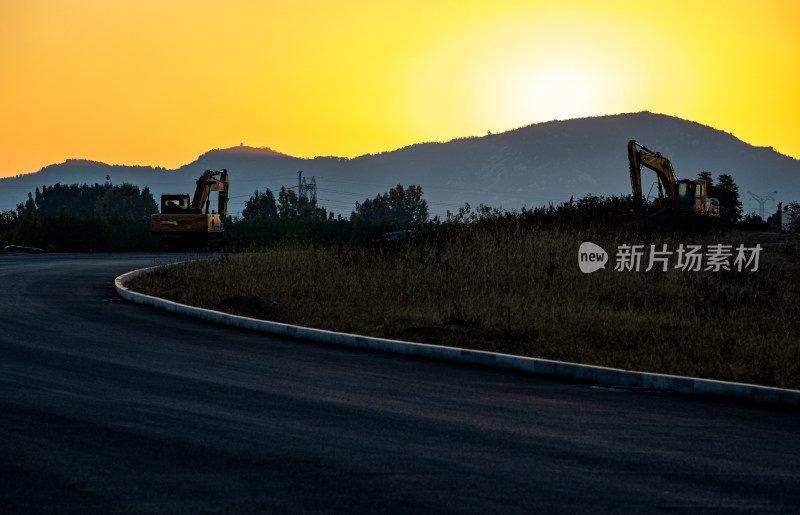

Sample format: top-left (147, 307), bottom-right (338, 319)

top-left (1, 253), bottom-right (798, 513)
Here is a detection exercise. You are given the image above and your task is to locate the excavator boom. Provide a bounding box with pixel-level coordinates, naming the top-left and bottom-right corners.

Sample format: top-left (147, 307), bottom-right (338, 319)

top-left (628, 140), bottom-right (678, 202)
top-left (628, 140), bottom-right (643, 198)
top-left (191, 169), bottom-right (229, 217)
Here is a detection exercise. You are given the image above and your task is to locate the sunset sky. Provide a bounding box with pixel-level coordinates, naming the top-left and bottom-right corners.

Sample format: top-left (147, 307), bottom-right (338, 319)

top-left (1, 0), bottom-right (798, 178)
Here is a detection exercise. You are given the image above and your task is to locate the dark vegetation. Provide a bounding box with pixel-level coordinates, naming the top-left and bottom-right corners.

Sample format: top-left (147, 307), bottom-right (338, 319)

top-left (698, 172), bottom-right (743, 225)
top-left (1, 183), bottom-right (159, 252)
top-left (129, 196), bottom-right (800, 389)
top-left (232, 183), bottom-right (430, 248)
top-left (131, 173), bottom-right (800, 390)
top-left (1, 172), bottom-right (794, 253)
top-left (1, 172), bottom-right (795, 252)
top-left (1, 182), bottom-right (430, 251)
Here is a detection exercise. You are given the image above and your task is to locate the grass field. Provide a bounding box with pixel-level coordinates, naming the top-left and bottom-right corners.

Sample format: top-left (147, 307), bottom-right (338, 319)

top-left (128, 221), bottom-right (800, 389)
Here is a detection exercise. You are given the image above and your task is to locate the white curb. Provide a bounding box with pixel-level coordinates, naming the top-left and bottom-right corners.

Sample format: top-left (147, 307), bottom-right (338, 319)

top-left (116, 265), bottom-right (800, 408)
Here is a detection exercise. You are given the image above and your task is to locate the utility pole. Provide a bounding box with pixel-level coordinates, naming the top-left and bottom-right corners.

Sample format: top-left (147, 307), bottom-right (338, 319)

top-left (747, 191), bottom-right (777, 220)
top-left (296, 171), bottom-right (317, 202)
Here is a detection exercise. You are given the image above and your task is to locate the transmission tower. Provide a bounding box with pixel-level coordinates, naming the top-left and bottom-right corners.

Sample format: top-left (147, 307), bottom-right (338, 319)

top-left (296, 170), bottom-right (317, 202)
top-left (747, 191), bottom-right (777, 220)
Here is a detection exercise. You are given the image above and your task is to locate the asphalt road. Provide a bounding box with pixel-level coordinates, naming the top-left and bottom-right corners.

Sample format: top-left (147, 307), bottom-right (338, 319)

top-left (1, 253), bottom-right (798, 514)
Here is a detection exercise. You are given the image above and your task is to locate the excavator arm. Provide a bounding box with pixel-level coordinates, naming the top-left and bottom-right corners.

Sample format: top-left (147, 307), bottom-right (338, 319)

top-left (191, 169), bottom-right (229, 216)
top-left (628, 140), bottom-right (678, 202)
top-left (217, 169), bottom-right (229, 218)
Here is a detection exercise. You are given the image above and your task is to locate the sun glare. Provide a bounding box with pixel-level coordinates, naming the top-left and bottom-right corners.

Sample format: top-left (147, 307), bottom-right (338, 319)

top-left (511, 66), bottom-right (611, 123)
top-left (407, 8), bottom-right (636, 137)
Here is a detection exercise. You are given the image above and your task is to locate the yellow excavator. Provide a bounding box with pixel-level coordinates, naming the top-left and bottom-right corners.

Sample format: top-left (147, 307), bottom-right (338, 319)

top-left (151, 169), bottom-right (229, 251)
top-left (628, 140), bottom-right (718, 224)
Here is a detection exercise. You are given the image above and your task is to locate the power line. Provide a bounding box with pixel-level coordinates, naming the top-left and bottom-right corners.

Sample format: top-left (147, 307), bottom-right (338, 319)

top-left (747, 191), bottom-right (778, 219)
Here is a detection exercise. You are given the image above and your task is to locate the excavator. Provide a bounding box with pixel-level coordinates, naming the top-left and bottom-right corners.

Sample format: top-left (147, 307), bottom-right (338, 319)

top-left (628, 140), bottom-right (719, 225)
top-left (151, 169), bottom-right (229, 251)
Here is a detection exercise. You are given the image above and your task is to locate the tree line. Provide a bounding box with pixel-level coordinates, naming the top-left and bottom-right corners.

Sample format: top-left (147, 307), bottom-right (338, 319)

top-left (232, 184), bottom-right (429, 247)
top-left (0, 182), bottom-right (432, 251)
top-left (1, 182), bottom-right (158, 252)
top-left (0, 173), bottom-right (795, 253)
top-left (241, 183), bottom-right (428, 224)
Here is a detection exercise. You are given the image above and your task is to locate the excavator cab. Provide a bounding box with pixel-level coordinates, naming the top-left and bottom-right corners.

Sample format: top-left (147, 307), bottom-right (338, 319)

top-left (676, 180), bottom-right (706, 212)
top-left (160, 194), bottom-right (196, 214)
top-left (675, 179), bottom-right (719, 217)
top-left (676, 180), bottom-right (701, 204)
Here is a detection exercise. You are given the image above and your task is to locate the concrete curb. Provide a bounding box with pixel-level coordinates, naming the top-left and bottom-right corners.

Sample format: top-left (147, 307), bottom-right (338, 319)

top-left (116, 265), bottom-right (800, 408)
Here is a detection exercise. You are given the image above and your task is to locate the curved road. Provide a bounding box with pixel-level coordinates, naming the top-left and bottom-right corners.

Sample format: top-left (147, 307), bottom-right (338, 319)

top-left (1, 253), bottom-right (798, 513)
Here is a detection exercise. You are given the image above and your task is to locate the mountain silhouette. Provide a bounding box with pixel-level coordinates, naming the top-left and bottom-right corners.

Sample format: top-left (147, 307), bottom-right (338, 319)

top-left (2, 112), bottom-right (797, 219)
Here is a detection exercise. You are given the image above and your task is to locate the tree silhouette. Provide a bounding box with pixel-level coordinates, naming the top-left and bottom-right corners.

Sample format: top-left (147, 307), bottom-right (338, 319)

top-left (351, 184), bottom-right (428, 224)
top-left (277, 187), bottom-right (327, 221)
top-left (242, 189), bottom-right (278, 220)
top-left (785, 201), bottom-right (799, 231)
top-left (698, 172), bottom-right (742, 225)
top-left (95, 184), bottom-right (157, 219)
top-left (16, 182), bottom-right (155, 219)
top-left (697, 171), bottom-right (713, 190)
top-left (0, 210), bottom-right (16, 233)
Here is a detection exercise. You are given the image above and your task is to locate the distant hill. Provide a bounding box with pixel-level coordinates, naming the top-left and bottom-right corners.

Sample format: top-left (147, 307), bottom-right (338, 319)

top-left (2, 112), bottom-right (798, 219)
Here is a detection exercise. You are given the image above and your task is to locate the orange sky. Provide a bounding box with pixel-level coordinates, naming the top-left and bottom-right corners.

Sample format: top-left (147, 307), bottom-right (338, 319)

top-left (1, 0), bottom-right (798, 178)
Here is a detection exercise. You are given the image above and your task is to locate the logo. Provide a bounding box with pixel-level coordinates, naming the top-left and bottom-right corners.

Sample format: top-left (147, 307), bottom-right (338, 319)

top-left (578, 242), bottom-right (608, 273)
top-left (578, 243), bottom-right (762, 273)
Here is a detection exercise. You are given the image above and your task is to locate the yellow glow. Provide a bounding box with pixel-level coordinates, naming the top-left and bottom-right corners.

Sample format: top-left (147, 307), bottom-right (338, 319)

top-left (1, 0), bottom-right (799, 178)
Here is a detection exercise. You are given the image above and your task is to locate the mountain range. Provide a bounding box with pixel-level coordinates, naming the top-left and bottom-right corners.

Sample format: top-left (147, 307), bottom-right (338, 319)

top-left (1, 112), bottom-right (797, 219)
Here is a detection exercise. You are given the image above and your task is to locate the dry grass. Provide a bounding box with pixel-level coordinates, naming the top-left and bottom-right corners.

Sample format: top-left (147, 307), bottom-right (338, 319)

top-left (128, 225), bottom-right (800, 389)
